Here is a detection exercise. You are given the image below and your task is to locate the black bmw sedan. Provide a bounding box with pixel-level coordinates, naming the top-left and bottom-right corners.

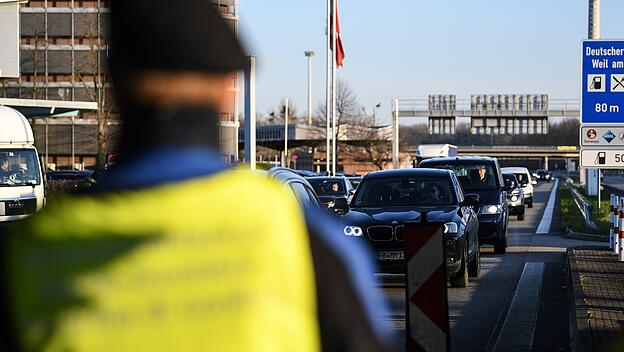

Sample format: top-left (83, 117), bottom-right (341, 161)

top-left (341, 168), bottom-right (481, 287)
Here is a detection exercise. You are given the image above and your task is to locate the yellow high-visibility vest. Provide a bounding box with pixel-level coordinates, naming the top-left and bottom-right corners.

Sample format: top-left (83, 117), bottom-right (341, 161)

top-left (7, 170), bottom-right (320, 352)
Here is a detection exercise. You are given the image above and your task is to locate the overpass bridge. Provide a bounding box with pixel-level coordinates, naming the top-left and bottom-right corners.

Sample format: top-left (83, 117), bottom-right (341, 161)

top-left (393, 96), bottom-right (579, 137)
top-left (397, 98), bottom-right (580, 118)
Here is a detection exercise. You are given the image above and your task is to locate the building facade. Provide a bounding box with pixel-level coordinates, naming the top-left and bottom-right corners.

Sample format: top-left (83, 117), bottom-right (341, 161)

top-left (0, 0), bottom-right (241, 170)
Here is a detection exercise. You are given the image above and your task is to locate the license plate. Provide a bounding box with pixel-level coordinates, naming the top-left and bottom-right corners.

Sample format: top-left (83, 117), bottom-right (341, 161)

top-left (377, 251), bottom-right (404, 261)
top-left (7, 201), bottom-right (24, 210)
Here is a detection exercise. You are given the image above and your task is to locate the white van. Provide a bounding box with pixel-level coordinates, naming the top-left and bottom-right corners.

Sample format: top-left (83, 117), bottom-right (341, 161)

top-left (415, 144), bottom-right (458, 165)
top-left (0, 106), bottom-right (45, 222)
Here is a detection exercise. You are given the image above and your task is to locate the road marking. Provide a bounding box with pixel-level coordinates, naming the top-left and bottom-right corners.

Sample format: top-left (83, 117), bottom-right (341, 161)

top-left (492, 262), bottom-right (544, 352)
top-left (536, 179), bottom-right (559, 235)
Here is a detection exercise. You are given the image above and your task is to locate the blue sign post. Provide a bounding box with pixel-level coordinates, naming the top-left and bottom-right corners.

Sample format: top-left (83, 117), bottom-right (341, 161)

top-left (581, 40), bottom-right (624, 170)
top-left (582, 40), bottom-right (624, 124)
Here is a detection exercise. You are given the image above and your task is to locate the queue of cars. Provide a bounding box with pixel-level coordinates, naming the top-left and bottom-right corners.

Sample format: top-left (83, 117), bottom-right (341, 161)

top-left (269, 156), bottom-right (547, 288)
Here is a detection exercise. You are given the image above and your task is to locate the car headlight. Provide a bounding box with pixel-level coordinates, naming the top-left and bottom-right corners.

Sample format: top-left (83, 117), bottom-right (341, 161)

top-left (444, 222), bottom-right (458, 234)
top-left (511, 195), bottom-right (519, 202)
top-left (343, 226), bottom-right (363, 237)
top-left (480, 204), bottom-right (502, 215)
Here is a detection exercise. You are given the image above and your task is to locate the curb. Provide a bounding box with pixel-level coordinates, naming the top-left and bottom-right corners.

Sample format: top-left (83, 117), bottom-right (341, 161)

top-left (567, 247), bottom-right (595, 352)
top-left (564, 231), bottom-right (609, 243)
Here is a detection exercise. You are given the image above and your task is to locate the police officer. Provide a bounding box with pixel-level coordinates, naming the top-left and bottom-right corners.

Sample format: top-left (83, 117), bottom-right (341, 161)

top-left (1, 1), bottom-right (395, 351)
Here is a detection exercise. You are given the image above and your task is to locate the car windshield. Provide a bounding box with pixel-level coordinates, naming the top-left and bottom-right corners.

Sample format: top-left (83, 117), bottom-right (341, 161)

top-left (0, 149), bottom-right (41, 187)
top-left (424, 163), bottom-right (498, 191)
top-left (308, 179), bottom-right (346, 196)
top-left (352, 176), bottom-right (455, 207)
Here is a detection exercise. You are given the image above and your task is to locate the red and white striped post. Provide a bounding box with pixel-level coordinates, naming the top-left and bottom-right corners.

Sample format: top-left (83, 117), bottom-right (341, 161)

top-left (610, 194), bottom-right (616, 250)
top-left (619, 197), bottom-right (624, 262)
top-left (404, 221), bottom-right (450, 352)
top-left (615, 196), bottom-right (620, 256)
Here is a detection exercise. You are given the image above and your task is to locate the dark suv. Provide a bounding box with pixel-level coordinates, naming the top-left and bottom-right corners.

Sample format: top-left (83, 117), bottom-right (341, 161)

top-left (419, 157), bottom-right (509, 254)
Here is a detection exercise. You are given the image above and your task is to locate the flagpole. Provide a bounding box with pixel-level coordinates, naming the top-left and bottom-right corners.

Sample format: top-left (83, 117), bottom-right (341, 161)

top-left (331, 0), bottom-right (337, 177)
top-left (325, 0), bottom-right (331, 175)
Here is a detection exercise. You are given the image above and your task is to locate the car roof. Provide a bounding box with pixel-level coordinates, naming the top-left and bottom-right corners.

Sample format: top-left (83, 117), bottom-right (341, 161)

top-left (47, 170), bottom-right (92, 175)
top-left (307, 176), bottom-right (349, 181)
top-left (364, 168), bottom-right (453, 179)
top-left (420, 156), bottom-right (496, 164)
top-left (268, 167), bottom-right (308, 182)
top-left (501, 167), bottom-right (530, 173)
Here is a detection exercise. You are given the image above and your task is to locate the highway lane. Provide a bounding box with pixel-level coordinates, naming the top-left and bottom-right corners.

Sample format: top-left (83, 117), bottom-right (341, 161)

top-left (381, 181), bottom-right (604, 351)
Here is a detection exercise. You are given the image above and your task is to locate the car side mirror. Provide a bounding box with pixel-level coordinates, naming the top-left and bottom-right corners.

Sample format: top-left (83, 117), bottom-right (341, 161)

top-left (461, 193), bottom-right (480, 207)
top-left (349, 189), bottom-right (356, 195)
top-left (332, 197), bottom-right (349, 212)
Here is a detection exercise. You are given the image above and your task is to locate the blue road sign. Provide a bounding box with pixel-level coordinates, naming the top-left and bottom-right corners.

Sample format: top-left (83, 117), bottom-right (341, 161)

top-left (582, 40), bottom-right (624, 124)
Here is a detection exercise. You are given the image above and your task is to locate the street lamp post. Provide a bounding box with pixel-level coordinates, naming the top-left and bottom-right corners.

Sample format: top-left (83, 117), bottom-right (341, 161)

top-left (305, 51), bottom-right (315, 126)
top-left (373, 102), bottom-right (381, 124)
top-left (284, 98), bottom-right (289, 168)
top-left (392, 99), bottom-right (399, 169)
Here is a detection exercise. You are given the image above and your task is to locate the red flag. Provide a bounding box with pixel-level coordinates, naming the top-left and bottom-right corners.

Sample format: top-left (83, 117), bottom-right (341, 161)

top-left (334, 0), bottom-right (345, 67)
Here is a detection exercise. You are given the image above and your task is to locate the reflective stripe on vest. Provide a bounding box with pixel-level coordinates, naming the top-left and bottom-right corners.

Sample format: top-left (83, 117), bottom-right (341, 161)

top-left (8, 170), bottom-right (320, 352)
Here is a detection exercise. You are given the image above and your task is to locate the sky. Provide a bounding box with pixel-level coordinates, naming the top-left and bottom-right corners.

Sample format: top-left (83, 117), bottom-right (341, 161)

top-left (238, 1), bottom-right (624, 125)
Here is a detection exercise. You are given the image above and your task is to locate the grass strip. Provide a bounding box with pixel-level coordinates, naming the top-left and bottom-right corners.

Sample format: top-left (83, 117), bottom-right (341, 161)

top-left (559, 184), bottom-right (609, 236)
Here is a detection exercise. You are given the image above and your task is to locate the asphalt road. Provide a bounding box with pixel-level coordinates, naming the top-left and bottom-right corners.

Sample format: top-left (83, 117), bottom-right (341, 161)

top-left (380, 181), bottom-right (604, 352)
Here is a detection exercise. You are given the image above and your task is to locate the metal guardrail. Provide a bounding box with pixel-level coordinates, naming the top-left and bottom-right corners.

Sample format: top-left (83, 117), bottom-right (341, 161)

top-left (566, 179), bottom-right (597, 229)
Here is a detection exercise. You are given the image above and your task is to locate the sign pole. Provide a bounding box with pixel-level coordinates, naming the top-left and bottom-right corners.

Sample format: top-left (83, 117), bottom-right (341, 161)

top-left (598, 172), bottom-right (601, 209)
top-left (244, 55), bottom-right (257, 170)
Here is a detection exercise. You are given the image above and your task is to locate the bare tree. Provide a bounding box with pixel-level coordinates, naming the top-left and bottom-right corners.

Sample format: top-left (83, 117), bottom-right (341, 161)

top-left (264, 99), bottom-right (300, 125)
top-left (311, 80), bottom-right (389, 170)
top-left (75, 15), bottom-right (112, 170)
top-left (353, 120), bottom-right (393, 170)
top-left (30, 29), bottom-right (47, 99)
top-left (314, 79), bottom-right (365, 140)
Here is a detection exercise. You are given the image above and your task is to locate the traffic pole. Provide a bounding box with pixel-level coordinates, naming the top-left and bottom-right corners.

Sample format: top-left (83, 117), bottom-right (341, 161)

top-left (610, 194), bottom-right (615, 250)
top-left (615, 196), bottom-right (620, 255)
top-left (620, 197), bottom-right (624, 262)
